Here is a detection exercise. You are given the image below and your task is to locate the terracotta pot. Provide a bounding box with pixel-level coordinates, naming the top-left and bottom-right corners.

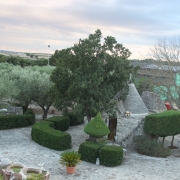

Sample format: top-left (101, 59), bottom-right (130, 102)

top-left (66, 166), bottom-right (76, 174)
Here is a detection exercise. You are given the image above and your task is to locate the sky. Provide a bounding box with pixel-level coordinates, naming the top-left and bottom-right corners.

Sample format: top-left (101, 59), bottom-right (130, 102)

top-left (0, 0), bottom-right (180, 59)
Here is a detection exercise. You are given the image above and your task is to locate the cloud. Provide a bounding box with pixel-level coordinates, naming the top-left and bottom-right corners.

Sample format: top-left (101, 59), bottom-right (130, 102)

top-left (0, 0), bottom-right (180, 58)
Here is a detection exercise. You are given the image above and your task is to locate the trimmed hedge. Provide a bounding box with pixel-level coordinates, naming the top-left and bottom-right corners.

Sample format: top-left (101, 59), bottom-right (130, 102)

top-left (84, 112), bottom-right (110, 138)
top-left (99, 145), bottom-right (124, 167)
top-left (144, 110), bottom-right (180, 137)
top-left (31, 116), bottom-right (71, 150)
top-left (78, 141), bottom-right (104, 163)
top-left (0, 111), bottom-right (35, 130)
top-left (65, 112), bottom-right (84, 126)
top-left (46, 116), bottom-right (70, 131)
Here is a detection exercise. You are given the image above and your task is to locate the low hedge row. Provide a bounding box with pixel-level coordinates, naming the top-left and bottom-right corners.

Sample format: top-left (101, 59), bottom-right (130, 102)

top-left (78, 141), bottom-right (104, 163)
top-left (78, 142), bottom-right (124, 166)
top-left (31, 116), bottom-right (71, 151)
top-left (0, 109), bottom-right (35, 130)
top-left (144, 110), bottom-right (180, 137)
top-left (99, 145), bottom-right (124, 167)
top-left (46, 116), bottom-right (70, 131)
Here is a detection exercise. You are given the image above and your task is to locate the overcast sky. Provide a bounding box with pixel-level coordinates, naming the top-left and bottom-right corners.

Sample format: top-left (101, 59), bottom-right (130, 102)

top-left (0, 0), bottom-right (180, 59)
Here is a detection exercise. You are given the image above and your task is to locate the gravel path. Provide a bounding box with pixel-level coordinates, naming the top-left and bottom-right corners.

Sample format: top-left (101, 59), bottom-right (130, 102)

top-left (1, 123), bottom-right (180, 180)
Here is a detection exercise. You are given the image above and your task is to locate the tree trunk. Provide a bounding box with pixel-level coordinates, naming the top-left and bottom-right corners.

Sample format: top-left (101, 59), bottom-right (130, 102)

top-left (22, 102), bottom-right (29, 114)
top-left (42, 109), bottom-right (49, 120)
top-left (162, 137), bottom-right (165, 145)
top-left (39, 103), bottom-right (52, 120)
top-left (171, 135), bottom-right (175, 148)
top-left (87, 115), bottom-right (91, 122)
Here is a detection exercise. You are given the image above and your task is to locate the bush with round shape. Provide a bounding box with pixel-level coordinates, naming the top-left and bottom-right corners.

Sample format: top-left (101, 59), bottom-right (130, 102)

top-left (78, 141), bottom-right (104, 163)
top-left (31, 119), bottom-right (71, 151)
top-left (84, 112), bottom-right (110, 138)
top-left (64, 112), bottom-right (84, 126)
top-left (99, 145), bottom-right (124, 167)
top-left (133, 135), bottom-right (170, 157)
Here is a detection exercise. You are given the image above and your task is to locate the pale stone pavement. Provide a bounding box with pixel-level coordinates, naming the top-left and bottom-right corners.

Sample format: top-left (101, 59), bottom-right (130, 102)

top-left (0, 112), bottom-right (180, 180)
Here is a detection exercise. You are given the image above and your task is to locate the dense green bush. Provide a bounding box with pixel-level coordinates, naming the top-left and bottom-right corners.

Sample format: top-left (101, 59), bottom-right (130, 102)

top-left (78, 141), bottom-right (104, 163)
top-left (31, 121), bottom-right (71, 150)
top-left (144, 110), bottom-right (180, 137)
top-left (99, 145), bottom-right (124, 167)
top-left (46, 116), bottom-right (70, 131)
top-left (84, 112), bottom-right (110, 138)
top-left (0, 112), bottom-right (35, 130)
top-left (64, 112), bottom-right (84, 126)
top-left (24, 109), bottom-right (36, 124)
top-left (133, 135), bottom-right (170, 158)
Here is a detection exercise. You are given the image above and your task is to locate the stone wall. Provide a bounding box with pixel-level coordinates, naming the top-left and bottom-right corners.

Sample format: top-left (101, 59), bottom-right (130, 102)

top-left (141, 91), bottom-right (166, 112)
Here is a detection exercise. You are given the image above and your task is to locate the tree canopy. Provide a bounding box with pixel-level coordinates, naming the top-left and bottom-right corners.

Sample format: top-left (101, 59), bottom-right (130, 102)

top-left (0, 63), bottom-right (55, 119)
top-left (51, 29), bottom-right (133, 120)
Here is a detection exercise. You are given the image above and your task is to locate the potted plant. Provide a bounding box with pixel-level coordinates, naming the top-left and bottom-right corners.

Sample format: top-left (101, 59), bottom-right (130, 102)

top-left (60, 151), bottom-right (81, 174)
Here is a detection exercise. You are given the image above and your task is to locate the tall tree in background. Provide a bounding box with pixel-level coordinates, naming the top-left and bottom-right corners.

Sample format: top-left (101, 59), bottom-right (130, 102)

top-left (149, 37), bottom-right (180, 109)
top-left (51, 29), bottom-right (133, 121)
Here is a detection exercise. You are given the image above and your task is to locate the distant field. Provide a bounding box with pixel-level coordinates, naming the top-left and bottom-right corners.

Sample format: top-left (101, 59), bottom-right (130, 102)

top-left (0, 50), bottom-right (52, 60)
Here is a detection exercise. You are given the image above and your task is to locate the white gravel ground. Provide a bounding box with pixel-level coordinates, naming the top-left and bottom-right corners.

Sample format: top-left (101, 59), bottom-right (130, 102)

top-left (0, 123), bottom-right (180, 180)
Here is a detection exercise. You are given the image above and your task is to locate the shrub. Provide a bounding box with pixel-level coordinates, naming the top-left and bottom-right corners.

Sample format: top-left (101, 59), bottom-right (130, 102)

top-left (24, 109), bottom-right (36, 125)
top-left (99, 145), bottom-right (124, 167)
top-left (31, 121), bottom-right (71, 150)
top-left (144, 110), bottom-right (180, 137)
top-left (64, 112), bottom-right (84, 126)
top-left (60, 151), bottom-right (81, 167)
top-left (84, 112), bottom-right (110, 138)
top-left (78, 141), bottom-right (104, 163)
top-left (0, 112), bottom-right (35, 130)
top-left (133, 135), bottom-right (170, 158)
top-left (46, 116), bottom-right (70, 131)
top-left (26, 173), bottom-right (44, 180)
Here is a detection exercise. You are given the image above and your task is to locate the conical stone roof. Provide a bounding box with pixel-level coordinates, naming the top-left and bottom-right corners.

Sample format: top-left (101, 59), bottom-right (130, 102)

top-left (123, 83), bottom-right (149, 115)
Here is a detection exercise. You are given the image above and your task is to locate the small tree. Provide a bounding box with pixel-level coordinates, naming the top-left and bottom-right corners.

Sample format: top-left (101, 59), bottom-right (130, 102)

top-left (84, 112), bottom-right (110, 140)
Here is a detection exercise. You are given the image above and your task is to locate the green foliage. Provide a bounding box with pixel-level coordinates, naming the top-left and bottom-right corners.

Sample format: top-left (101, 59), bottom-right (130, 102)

top-left (31, 120), bottom-right (71, 151)
top-left (133, 135), bottom-right (170, 157)
top-left (0, 113), bottom-right (35, 130)
top-left (63, 111), bottom-right (84, 126)
top-left (0, 63), bottom-right (55, 119)
top-left (51, 29), bottom-right (133, 118)
top-left (26, 173), bottom-right (44, 180)
top-left (78, 141), bottom-right (104, 163)
top-left (12, 168), bottom-right (21, 173)
top-left (46, 116), bottom-right (70, 131)
top-left (0, 55), bottom-right (48, 67)
top-left (99, 145), bottom-right (124, 167)
top-left (0, 175), bottom-right (3, 180)
top-left (60, 151), bottom-right (81, 167)
top-left (134, 77), bottom-right (153, 95)
top-left (84, 112), bottom-right (110, 138)
top-left (144, 110), bottom-right (180, 137)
